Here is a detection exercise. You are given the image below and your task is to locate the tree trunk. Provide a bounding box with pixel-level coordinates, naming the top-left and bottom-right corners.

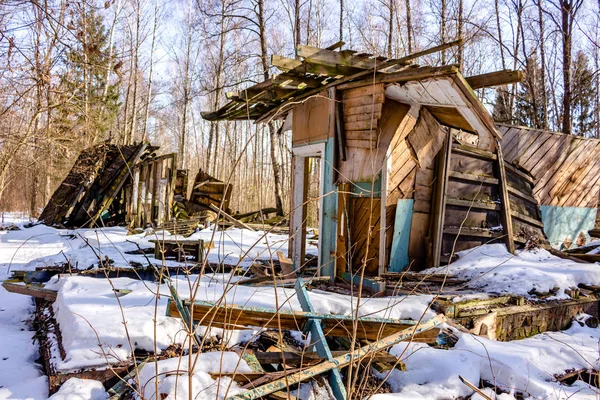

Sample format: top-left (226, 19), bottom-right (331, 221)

top-left (405, 0), bottom-right (413, 53)
top-left (142, 0), bottom-right (159, 142)
top-left (441, 0), bottom-right (447, 64)
top-left (339, 0), bottom-right (344, 42)
top-left (561, 0), bottom-right (574, 135)
top-left (536, 0), bottom-right (548, 129)
top-left (495, 0), bottom-right (506, 69)
top-left (258, 0), bottom-right (284, 215)
top-left (457, 0), bottom-right (463, 70)
top-left (387, 0), bottom-right (393, 58)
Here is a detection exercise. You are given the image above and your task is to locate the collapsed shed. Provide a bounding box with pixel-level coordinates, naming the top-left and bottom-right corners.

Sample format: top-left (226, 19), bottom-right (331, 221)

top-left (499, 125), bottom-right (600, 248)
top-left (39, 141), bottom-right (230, 230)
top-left (203, 41), bottom-right (547, 279)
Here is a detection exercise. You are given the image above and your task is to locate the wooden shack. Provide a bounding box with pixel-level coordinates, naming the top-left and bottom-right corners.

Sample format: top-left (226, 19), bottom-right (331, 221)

top-left (203, 42), bottom-right (546, 278)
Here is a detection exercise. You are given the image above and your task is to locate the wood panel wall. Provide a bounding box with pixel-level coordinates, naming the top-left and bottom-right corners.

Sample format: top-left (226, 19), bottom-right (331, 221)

top-left (292, 93), bottom-right (332, 146)
top-left (499, 125), bottom-right (600, 208)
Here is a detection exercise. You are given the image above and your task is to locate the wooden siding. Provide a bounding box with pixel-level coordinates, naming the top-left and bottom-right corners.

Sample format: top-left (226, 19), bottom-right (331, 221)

top-left (499, 125), bottom-right (600, 208)
top-left (349, 197), bottom-right (381, 275)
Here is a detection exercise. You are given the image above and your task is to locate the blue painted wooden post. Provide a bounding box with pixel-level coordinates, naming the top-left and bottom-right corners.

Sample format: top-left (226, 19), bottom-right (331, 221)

top-left (295, 278), bottom-right (347, 400)
top-left (320, 137), bottom-right (338, 279)
top-left (389, 199), bottom-right (414, 272)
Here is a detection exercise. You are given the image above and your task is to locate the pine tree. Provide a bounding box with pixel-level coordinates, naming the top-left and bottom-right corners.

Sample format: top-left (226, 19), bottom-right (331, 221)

top-left (571, 51), bottom-right (596, 136)
top-left (514, 56), bottom-right (546, 129)
top-left (57, 2), bottom-right (120, 144)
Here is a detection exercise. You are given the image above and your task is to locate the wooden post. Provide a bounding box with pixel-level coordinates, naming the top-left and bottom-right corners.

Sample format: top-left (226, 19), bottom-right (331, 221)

top-left (496, 143), bottom-right (516, 254)
top-left (430, 131), bottom-right (452, 268)
top-left (295, 278), bottom-right (346, 399)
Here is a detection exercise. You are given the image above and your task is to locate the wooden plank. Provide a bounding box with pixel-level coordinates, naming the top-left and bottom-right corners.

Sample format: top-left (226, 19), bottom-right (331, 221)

top-left (451, 145), bottom-right (497, 160)
top-left (519, 133), bottom-right (562, 173)
top-left (343, 93), bottom-right (385, 108)
top-left (343, 103), bottom-right (383, 116)
top-left (448, 170), bottom-right (498, 185)
top-left (503, 162), bottom-right (535, 184)
top-left (563, 155), bottom-right (600, 208)
top-left (443, 227), bottom-right (502, 238)
top-left (344, 120), bottom-right (378, 131)
top-left (2, 282), bottom-right (57, 301)
top-left (496, 145), bottom-right (515, 254)
top-left (389, 199), bottom-right (414, 271)
top-left (407, 108), bottom-right (446, 170)
top-left (336, 65), bottom-right (459, 91)
top-left (507, 184), bottom-right (538, 204)
top-left (534, 137), bottom-right (589, 204)
top-left (208, 203), bottom-right (256, 231)
top-left (169, 299), bottom-right (431, 342)
top-left (511, 210), bottom-right (544, 228)
top-left (408, 211), bottom-right (430, 259)
top-left (431, 131), bottom-right (452, 268)
top-left (427, 105), bottom-right (474, 132)
top-left (225, 315), bottom-right (446, 400)
top-left (345, 138), bottom-right (376, 149)
top-left (297, 44), bottom-right (382, 70)
top-left (345, 130), bottom-right (379, 141)
top-left (343, 83), bottom-right (385, 99)
top-left (450, 152), bottom-right (494, 176)
top-left (511, 131), bottom-right (553, 168)
top-left (546, 141), bottom-right (600, 203)
top-left (464, 70), bottom-right (524, 89)
top-left (446, 197), bottom-right (500, 211)
top-left (444, 206), bottom-right (499, 229)
top-left (345, 111), bottom-right (383, 122)
top-left (527, 134), bottom-right (572, 179)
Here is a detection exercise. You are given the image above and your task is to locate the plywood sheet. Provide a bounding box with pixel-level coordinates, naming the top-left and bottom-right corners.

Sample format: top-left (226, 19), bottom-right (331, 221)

top-left (292, 93), bottom-right (332, 146)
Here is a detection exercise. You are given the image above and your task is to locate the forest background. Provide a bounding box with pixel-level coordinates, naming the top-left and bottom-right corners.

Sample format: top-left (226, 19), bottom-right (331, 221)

top-left (0, 0), bottom-right (598, 218)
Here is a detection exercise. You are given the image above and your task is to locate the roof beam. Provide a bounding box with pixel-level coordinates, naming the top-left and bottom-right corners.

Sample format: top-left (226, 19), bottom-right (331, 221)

top-left (271, 54), bottom-right (363, 77)
top-left (297, 44), bottom-right (382, 69)
top-left (465, 70), bottom-right (525, 90)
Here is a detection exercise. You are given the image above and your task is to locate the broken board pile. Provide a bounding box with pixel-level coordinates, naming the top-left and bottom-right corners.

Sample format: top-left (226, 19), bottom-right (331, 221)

top-left (39, 142), bottom-right (151, 228)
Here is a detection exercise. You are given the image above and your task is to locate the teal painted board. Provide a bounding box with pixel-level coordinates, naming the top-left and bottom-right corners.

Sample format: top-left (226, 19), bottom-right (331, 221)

top-left (540, 205), bottom-right (597, 249)
top-left (389, 199), bottom-right (414, 272)
top-left (351, 177), bottom-right (382, 197)
top-left (320, 137), bottom-right (338, 279)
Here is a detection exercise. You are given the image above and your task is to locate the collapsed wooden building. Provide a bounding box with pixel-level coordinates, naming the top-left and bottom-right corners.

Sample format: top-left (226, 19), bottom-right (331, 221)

top-left (38, 141), bottom-right (232, 230)
top-left (499, 125), bottom-right (600, 249)
top-left (203, 40), bottom-right (548, 280)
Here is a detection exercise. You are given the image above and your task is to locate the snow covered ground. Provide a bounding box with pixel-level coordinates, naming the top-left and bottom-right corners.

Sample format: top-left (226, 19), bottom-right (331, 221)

top-left (426, 243), bottom-right (600, 299)
top-left (3, 222), bottom-right (600, 399)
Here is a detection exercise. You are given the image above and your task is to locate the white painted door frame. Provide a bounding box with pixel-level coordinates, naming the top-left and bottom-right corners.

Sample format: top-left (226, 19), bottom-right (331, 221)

top-left (290, 143), bottom-right (326, 270)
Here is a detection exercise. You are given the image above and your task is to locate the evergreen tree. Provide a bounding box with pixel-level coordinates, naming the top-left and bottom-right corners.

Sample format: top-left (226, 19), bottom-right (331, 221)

top-left (571, 51), bottom-right (596, 136)
top-left (57, 2), bottom-right (119, 144)
top-left (514, 56), bottom-right (546, 129)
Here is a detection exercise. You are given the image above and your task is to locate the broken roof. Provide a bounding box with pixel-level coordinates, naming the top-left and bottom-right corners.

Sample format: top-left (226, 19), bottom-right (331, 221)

top-left (201, 40), bottom-right (523, 141)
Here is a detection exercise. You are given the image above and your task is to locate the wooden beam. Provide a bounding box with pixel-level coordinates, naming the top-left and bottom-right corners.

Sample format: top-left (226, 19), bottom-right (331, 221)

top-left (271, 55), bottom-right (362, 77)
top-left (208, 203), bottom-right (256, 231)
top-left (167, 299), bottom-right (438, 342)
top-left (496, 145), bottom-right (516, 254)
top-left (448, 170), bottom-right (499, 185)
top-left (2, 282), bottom-right (57, 301)
top-left (336, 65), bottom-right (459, 91)
top-left (297, 45), bottom-right (380, 69)
top-left (465, 70), bottom-right (525, 90)
top-left (431, 131), bottom-right (452, 268)
top-left (225, 315), bottom-right (446, 400)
